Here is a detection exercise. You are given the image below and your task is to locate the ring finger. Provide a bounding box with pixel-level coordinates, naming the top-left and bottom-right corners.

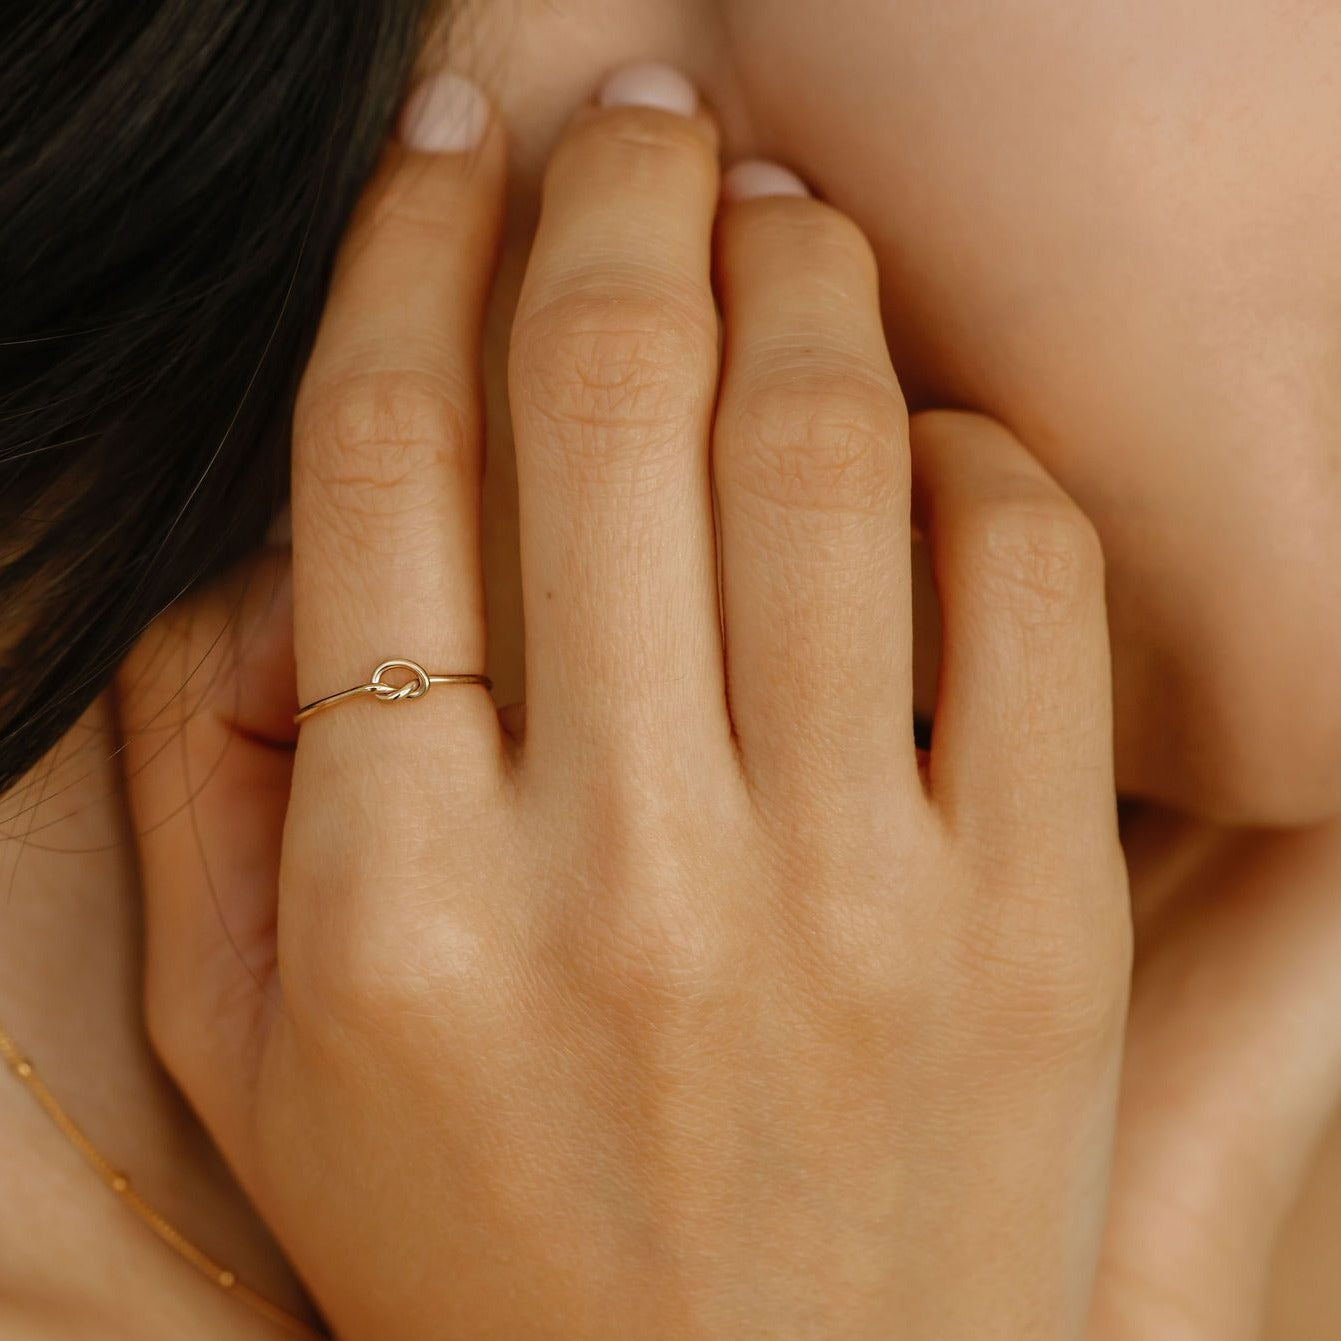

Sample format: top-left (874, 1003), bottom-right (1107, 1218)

top-left (290, 72), bottom-right (506, 766)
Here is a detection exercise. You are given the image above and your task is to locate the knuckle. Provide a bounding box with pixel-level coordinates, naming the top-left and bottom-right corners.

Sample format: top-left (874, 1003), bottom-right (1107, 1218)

top-left (292, 893), bottom-right (398, 1017)
top-left (340, 141), bottom-right (482, 247)
top-left (793, 888), bottom-right (921, 1020)
top-left (554, 107), bottom-right (714, 193)
top-left (953, 865), bottom-right (1133, 1058)
top-left (957, 492), bottom-right (1106, 624)
top-left (767, 831), bottom-right (935, 1016)
top-left (743, 197), bottom-right (879, 279)
top-left (555, 882), bottom-right (734, 1011)
top-left (511, 286), bottom-right (715, 454)
top-left (295, 367), bottom-right (475, 529)
top-left (722, 367), bottom-right (907, 516)
top-left (351, 174), bottom-right (452, 254)
top-left (294, 899), bottom-right (442, 1028)
top-left (512, 286), bottom-right (713, 418)
top-left (284, 822), bottom-right (513, 1034)
top-left (278, 852), bottom-right (430, 1025)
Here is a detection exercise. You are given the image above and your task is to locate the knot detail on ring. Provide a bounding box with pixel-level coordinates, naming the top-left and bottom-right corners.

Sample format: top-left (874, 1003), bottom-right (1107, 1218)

top-left (369, 659), bottom-right (432, 703)
top-left (294, 659), bottom-right (493, 725)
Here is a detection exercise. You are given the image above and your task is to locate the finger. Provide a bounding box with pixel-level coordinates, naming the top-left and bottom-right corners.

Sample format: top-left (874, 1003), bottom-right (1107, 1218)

top-left (712, 162), bottom-right (917, 800)
top-left (910, 411), bottom-right (1115, 842)
top-left (290, 72), bottom-right (505, 758)
top-left (115, 545), bottom-right (295, 1169)
top-left (508, 64), bottom-right (728, 765)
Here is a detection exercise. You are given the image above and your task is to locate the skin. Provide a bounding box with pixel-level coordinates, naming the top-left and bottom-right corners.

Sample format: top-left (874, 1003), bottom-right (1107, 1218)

top-left (721, 0), bottom-right (1341, 825)
top-left (119, 77), bottom-right (1134, 1340)
top-left (460, 0), bottom-right (1341, 826)
top-left (115, 52), bottom-right (1341, 1341)
top-left (0, 698), bottom-right (316, 1340)
top-left (1, 0), bottom-right (1338, 1335)
top-left (1097, 811), bottom-right (1341, 1338)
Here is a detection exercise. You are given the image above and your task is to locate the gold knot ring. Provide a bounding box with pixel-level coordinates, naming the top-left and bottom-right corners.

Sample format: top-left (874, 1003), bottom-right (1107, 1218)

top-left (294, 659), bottom-right (492, 726)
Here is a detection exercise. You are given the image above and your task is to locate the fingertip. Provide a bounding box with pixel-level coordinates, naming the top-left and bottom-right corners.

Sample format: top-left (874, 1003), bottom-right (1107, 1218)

top-left (597, 61), bottom-right (698, 117)
top-left (398, 71), bottom-right (493, 154)
top-left (565, 60), bottom-right (719, 151)
top-left (721, 159), bottom-right (811, 205)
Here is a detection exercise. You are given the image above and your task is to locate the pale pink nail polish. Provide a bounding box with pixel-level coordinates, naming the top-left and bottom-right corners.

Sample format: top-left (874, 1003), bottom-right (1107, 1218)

top-left (597, 61), bottom-right (698, 117)
top-left (399, 72), bottom-right (490, 153)
top-left (722, 159), bottom-right (811, 203)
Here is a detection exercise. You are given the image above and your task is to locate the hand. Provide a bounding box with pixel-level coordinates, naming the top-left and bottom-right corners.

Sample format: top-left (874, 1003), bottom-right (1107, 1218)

top-left (1089, 810), bottom-right (1341, 1340)
top-left (118, 69), bottom-right (1131, 1340)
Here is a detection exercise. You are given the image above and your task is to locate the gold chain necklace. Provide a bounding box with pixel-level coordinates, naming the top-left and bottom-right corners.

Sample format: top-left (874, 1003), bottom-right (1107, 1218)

top-left (0, 1019), bottom-right (325, 1339)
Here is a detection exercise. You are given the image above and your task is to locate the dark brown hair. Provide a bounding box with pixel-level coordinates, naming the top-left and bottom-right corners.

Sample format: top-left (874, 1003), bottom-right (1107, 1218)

top-left (1, 1), bottom-right (440, 793)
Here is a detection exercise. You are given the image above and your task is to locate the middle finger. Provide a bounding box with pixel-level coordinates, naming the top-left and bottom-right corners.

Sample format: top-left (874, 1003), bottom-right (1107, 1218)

top-left (508, 64), bottom-right (728, 767)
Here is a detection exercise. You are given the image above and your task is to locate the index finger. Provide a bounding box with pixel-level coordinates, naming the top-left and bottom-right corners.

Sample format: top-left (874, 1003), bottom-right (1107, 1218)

top-left (290, 72), bottom-right (506, 750)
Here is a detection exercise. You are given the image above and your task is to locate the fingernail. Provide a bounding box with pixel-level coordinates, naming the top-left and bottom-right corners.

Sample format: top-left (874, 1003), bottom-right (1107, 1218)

top-left (597, 61), bottom-right (698, 117)
top-left (398, 72), bottom-right (491, 152)
top-left (722, 159), bottom-right (811, 203)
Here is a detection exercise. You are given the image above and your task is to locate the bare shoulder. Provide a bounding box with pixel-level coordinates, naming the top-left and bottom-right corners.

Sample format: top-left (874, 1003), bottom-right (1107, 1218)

top-left (1265, 1108), bottom-right (1341, 1339)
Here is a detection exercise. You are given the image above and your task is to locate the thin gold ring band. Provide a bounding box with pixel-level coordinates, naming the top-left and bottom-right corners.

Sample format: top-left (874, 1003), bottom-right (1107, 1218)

top-left (294, 658), bottom-right (492, 726)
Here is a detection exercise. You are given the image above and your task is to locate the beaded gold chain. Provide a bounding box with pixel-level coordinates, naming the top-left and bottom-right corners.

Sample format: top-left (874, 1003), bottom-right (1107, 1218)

top-left (0, 1020), bottom-right (324, 1339)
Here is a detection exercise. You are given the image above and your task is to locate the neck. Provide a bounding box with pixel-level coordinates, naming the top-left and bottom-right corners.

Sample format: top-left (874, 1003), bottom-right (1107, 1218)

top-left (0, 691), bottom-right (308, 1332)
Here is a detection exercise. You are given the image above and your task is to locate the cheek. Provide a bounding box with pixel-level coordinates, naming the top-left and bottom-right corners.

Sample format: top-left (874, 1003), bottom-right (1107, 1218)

top-left (1103, 442), bottom-right (1341, 826)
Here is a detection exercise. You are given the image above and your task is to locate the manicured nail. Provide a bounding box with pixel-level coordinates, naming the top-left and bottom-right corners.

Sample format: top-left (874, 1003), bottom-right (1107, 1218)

top-left (722, 159), bottom-right (811, 203)
top-left (598, 61), bottom-right (698, 117)
top-left (398, 72), bottom-right (490, 152)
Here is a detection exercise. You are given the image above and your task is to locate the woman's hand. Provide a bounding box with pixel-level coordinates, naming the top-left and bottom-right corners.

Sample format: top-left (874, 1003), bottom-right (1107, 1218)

top-left (118, 66), bottom-right (1130, 1340)
top-left (1089, 810), bottom-right (1341, 1341)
